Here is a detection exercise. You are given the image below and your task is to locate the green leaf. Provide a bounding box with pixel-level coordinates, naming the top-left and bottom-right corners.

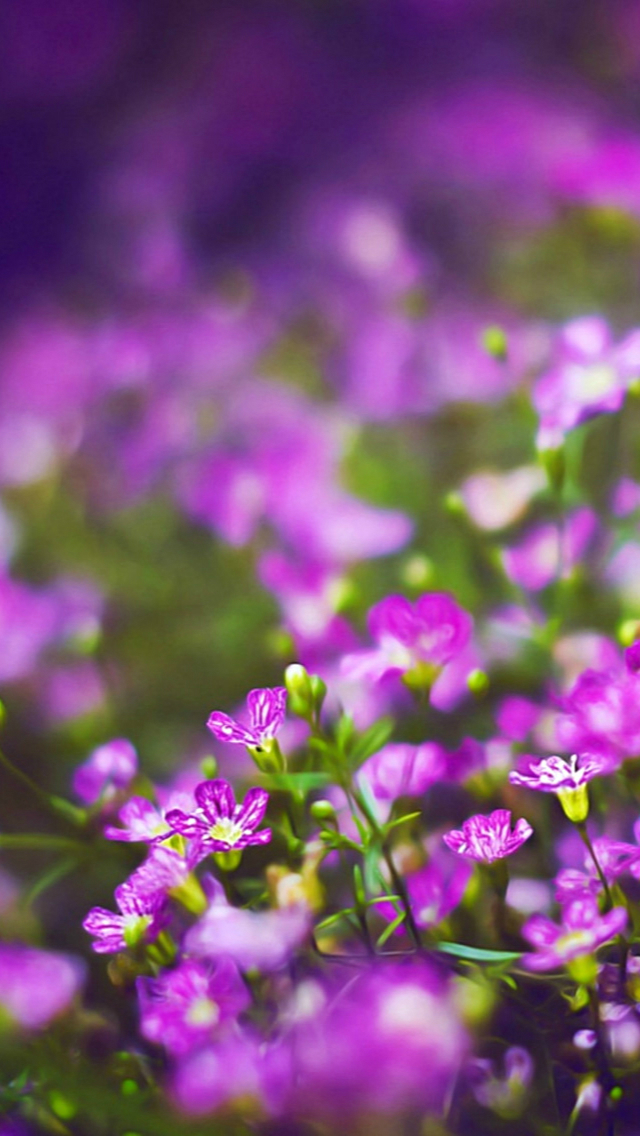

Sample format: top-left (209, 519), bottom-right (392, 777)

top-left (435, 942), bottom-right (521, 963)
top-left (382, 811), bottom-right (422, 834)
top-left (376, 910), bottom-right (407, 947)
top-left (315, 908), bottom-right (355, 933)
top-left (348, 717), bottom-right (395, 767)
top-left (334, 713), bottom-right (356, 754)
top-left (23, 856), bottom-right (81, 907)
top-left (259, 772), bottom-right (332, 794)
top-left (0, 834), bottom-right (85, 852)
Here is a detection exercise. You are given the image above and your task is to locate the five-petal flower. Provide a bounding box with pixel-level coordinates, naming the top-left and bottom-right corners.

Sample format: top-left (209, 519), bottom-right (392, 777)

top-left (443, 809), bottom-right (533, 864)
top-left (166, 779), bottom-right (271, 854)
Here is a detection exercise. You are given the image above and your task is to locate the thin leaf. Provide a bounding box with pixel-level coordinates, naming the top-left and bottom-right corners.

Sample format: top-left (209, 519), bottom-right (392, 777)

top-left (348, 717), bottom-right (395, 767)
top-left (436, 941), bottom-right (522, 963)
top-left (315, 908), bottom-right (356, 933)
top-left (383, 811), bottom-right (422, 834)
top-left (377, 911), bottom-right (407, 947)
top-left (260, 772), bottom-right (332, 793)
top-left (22, 856), bottom-right (81, 907)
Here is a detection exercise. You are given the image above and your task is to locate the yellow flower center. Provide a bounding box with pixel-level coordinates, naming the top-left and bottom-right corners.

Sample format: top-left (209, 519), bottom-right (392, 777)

top-left (209, 817), bottom-right (244, 846)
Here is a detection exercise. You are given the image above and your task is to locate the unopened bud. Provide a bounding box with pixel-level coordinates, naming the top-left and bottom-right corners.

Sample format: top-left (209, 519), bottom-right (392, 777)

top-left (481, 325), bottom-right (508, 361)
top-left (310, 799), bottom-right (337, 825)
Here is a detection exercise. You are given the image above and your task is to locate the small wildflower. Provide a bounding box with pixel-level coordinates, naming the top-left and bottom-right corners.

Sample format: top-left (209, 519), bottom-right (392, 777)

top-left (207, 687), bottom-right (286, 747)
top-left (341, 592), bottom-right (472, 687)
top-left (509, 753), bottom-right (617, 823)
top-left (83, 881), bottom-right (168, 954)
top-left (137, 957), bottom-right (250, 1057)
top-left (72, 738), bottom-right (138, 806)
top-left (207, 688), bottom-right (287, 771)
top-left (443, 809), bottom-right (533, 864)
top-left (521, 896), bottom-right (627, 975)
top-left (166, 779), bottom-right (271, 857)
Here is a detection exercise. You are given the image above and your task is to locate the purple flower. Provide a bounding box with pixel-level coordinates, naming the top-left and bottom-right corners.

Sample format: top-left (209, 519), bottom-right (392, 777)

top-left (185, 888), bottom-right (309, 973)
top-left (468, 1047), bottom-right (534, 1116)
top-left (501, 507), bottom-right (597, 592)
top-left (172, 1031), bottom-right (289, 1117)
top-left (286, 962), bottom-right (469, 1117)
top-left (533, 316), bottom-right (640, 450)
top-left (521, 897), bottom-right (627, 972)
top-left (443, 809), bottom-right (533, 864)
top-left (166, 779), bottom-right (271, 854)
top-left (83, 880), bottom-right (167, 954)
top-left (207, 687), bottom-right (286, 748)
top-left (137, 957), bottom-right (250, 1057)
top-left (0, 945), bottom-right (85, 1029)
top-left (358, 742), bottom-right (446, 802)
top-left (103, 790), bottom-right (194, 843)
top-left (342, 592), bottom-right (472, 684)
top-left (72, 738), bottom-right (138, 806)
top-left (556, 666), bottom-right (640, 763)
top-left (509, 752), bottom-right (616, 793)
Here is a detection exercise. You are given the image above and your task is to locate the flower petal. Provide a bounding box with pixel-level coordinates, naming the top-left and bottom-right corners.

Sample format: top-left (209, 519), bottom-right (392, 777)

top-left (207, 712), bottom-right (258, 746)
top-left (196, 779), bottom-right (236, 822)
top-left (236, 787), bottom-right (269, 832)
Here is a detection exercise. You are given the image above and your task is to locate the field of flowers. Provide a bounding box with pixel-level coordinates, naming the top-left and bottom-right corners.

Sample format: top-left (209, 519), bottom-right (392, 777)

top-left (4, 2), bottom-right (640, 1134)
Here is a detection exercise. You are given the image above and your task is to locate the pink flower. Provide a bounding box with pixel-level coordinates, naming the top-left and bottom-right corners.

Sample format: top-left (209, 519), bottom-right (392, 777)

top-left (443, 809), bottom-right (533, 864)
top-left (72, 738), bottom-right (138, 805)
top-left (521, 897), bottom-right (627, 972)
top-left (533, 316), bottom-right (640, 450)
top-left (137, 957), bottom-right (250, 1057)
top-left (0, 946), bottom-right (85, 1029)
top-left (341, 592), bottom-right (472, 684)
top-left (166, 779), bottom-right (271, 854)
top-left (207, 687), bottom-right (287, 748)
top-left (83, 880), bottom-right (167, 954)
top-left (509, 753), bottom-right (617, 793)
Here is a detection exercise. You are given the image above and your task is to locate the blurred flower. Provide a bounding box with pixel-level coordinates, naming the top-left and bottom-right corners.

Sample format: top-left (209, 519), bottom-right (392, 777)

top-left (342, 592), bottom-right (472, 685)
top-left (185, 884), bottom-right (309, 973)
top-left (443, 809), bottom-right (533, 864)
top-left (459, 466), bottom-right (545, 531)
top-left (358, 742), bottom-right (446, 801)
top-left (0, 946), bottom-right (85, 1029)
top-left (137, 957), bottom-right (250, 1057)
top-left (534, 317), bottom-right (640, 450)
top-left (72, 738), bottom-right (138, 806)
top-left (521, 897), bottom-right (627, 972)
top-left (501, 507), bottom-right (597, 592)
top-left (467, 1046), bottom-right (534, 1117)
top-left (104, 791), bottom-right (194, 844)
top-left (286, 962), bottom-right (468, 1117)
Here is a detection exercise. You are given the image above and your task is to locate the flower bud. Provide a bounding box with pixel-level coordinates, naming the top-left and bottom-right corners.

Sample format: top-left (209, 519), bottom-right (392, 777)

top-left (481, 325), bottom-right (508, 361)
top-left (310, 799), bottom-right (337, 826)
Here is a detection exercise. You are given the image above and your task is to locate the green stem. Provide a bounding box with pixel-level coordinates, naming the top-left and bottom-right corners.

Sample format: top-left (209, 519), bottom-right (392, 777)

top-left (349, 784), bottom-right (422, 950)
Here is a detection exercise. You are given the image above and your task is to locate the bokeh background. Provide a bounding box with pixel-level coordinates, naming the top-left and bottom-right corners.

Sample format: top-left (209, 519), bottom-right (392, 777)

top-left (3, 0), bottom-right (640, 975)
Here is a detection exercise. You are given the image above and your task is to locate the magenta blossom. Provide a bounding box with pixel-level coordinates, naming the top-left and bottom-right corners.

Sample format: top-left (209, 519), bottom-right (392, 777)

top-left (521, 897), bottom-right (627, 972)
top-left (443, 809), bottom-right (533, 864)
top-left (358, 742), bottom-right (446, 801)
top-left (72, 738), bottom-right (138, 806)
top-left (207, 687), bottom-right (287, 748)
top-left (166, 779), bottom-right (271, 854)
top-left (0, 946), bottom-right (85, 1029)
top-left (83, 880), bottom-right (167, 954)
top-left (341, 592), bottom-right (472, 684)
top-left (533, 316), bottom-right (640, 450)
top-left (509, 752), bottom-right (617, 793)
top-left (137, 957), bottom-right (250, 1057)
top-left (104, 790), bottom-right (195, 844)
